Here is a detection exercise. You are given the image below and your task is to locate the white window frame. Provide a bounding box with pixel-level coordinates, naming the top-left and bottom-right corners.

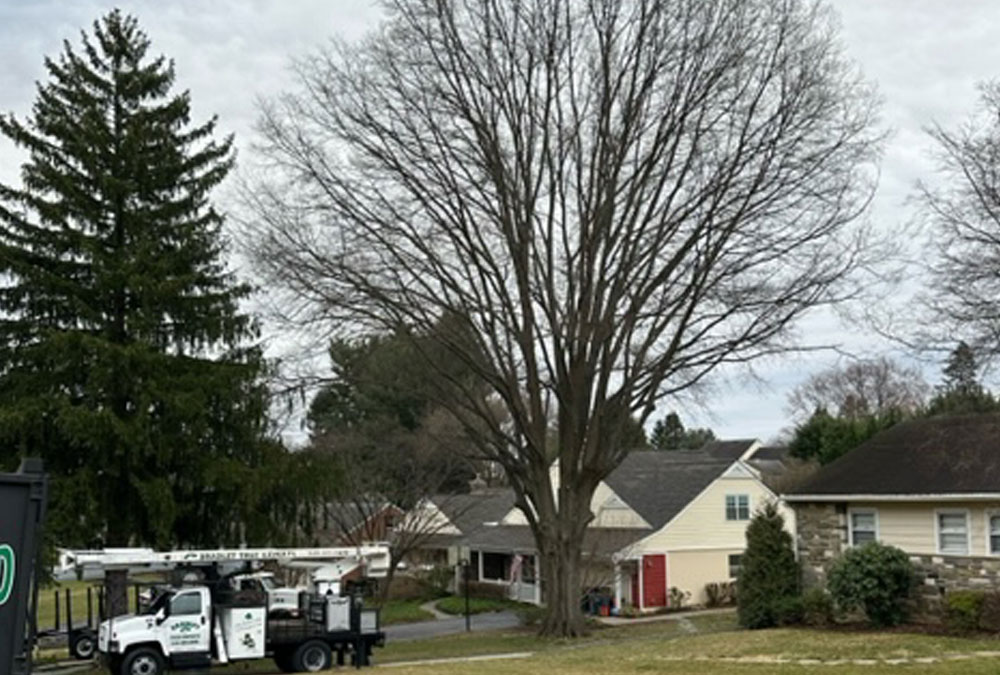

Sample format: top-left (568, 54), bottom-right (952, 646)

top-left (725, 494), bottom-right (751, 521)
top-left (727, 553), bottom-right (742, 579)
top-left (847, 507), bottom-right (879, 547)
top-left (935, 509), bottom-right (971, 556)
top-left (986, 510), bottom-right (1000, 556)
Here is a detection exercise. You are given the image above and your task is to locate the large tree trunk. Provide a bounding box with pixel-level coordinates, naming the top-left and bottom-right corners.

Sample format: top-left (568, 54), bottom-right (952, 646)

top-left (105, 569), bottom-right (130, 618)
top-left (538, 536), bottom-right (585, 636)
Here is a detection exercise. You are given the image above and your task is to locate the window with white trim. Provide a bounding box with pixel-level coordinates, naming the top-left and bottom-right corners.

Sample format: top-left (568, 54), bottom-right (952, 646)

top-left (938, 511), bottom-right (969, 555)
top-left (849, 510), bottom-right (877, 546)
top-left (725, 494), bottom-right (750, 521)
top-left (990, 514), bottom-right (1000, 555)
top-left (728, 554), bottom-right (742, 579)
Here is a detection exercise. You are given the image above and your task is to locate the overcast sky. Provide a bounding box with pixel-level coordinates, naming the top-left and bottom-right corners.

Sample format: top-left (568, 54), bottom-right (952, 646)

top-left (2, 0), bottom-right (999, 445)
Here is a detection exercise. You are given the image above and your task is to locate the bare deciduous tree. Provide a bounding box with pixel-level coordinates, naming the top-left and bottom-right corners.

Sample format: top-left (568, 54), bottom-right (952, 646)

top-left (243, 0), bottom-right (882, 635)
top-left (787, 356), bottom-right (928, 421)
top-left (918, 83), bottom-right (1000, 359)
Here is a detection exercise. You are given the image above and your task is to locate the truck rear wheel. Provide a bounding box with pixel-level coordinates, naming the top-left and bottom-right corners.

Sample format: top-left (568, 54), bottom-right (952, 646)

top-left (70, 630), bottom-right (96, 659)
top-left (120, 647), bottom-right (165, 675)
top-left (293, 640), bottom-right (332, 672)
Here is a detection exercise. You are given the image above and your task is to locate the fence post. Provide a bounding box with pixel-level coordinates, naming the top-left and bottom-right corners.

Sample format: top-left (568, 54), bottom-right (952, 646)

top-left (87, 587), bottom-right (93, 628)
top-left (53, 590), bottom-right (60, 632)
top-left (65, 588), bottom-right (73, 631)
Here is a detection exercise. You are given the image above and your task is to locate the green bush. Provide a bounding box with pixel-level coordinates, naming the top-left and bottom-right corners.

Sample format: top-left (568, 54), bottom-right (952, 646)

top-left (775, 595), bottom-right (804, 626)
top-left (436, 596), bottom-right (514, 615)
top-left (737, 502), bottom-right (799, 629)
top-left (800, 587), bottom-right (834, 626)
top-left (979, 592), bottom-right (1000, 632)
top-left (460, 581), bottom-right (510, 601)
top-left (827, 542), bottom-right (913, 627)
top-left (946, 590), bottom-right (985, 633)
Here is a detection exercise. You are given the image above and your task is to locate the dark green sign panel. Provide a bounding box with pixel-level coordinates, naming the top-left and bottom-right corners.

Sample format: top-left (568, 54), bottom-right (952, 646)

top-left (0, 459), bottom-right (47, 675)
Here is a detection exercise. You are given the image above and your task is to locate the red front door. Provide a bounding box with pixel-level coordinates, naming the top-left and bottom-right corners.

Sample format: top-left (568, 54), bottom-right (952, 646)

top-left (642, 554), bottom-right (667, 607)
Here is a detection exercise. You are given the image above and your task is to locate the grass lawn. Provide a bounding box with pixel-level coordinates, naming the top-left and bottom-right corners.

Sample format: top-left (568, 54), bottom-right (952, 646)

top-left (382, 615), bottom-right (1000, 674)
top-left (36, 580), bottom-right (103, 630)
top-left (434, 596), bottom-right (524, 616)
top-left (374, 598), bottom-right (435, 626)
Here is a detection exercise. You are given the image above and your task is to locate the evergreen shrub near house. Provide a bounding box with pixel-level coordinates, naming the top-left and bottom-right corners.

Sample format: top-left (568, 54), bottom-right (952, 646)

top-left (978, 592), bottom-right (1000, 632)
top-left (945, 590), bottom-right (985, 633)
top-left (800, 587), bottom-right (835, 626)
top-left (737, 502), bottom-right (799, 629)
top-left (827, 542), bottom-right (913, 627)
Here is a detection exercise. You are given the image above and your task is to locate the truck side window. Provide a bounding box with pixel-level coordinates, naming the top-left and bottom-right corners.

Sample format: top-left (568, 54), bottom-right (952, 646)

top-left (170, 592), bottom-right (202, 616)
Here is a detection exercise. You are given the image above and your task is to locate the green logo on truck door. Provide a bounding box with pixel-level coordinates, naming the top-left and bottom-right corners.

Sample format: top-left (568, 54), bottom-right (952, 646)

top-left (0, 544), bottom-right (14, 606)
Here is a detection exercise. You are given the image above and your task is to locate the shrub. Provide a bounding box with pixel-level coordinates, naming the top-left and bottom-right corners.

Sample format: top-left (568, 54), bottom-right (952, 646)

top-left (946, 590), bottom-right (985, 633)
top-left (800, 587), bottom-right (834, 626)
top-left (460, 581), bottom-right (510, 601)
top-left (979, 591), bottom-right (1000, 632)
top-left (737, 501), bottom-right (799, 629)
top-left (827, 542), bottom-right (913, 627)
top-left (668, 586), bottom-right (691, 610)
top-left (704, 582), bottom-right (736, 608)
top-left (775, 595), bottom-right (804, 626)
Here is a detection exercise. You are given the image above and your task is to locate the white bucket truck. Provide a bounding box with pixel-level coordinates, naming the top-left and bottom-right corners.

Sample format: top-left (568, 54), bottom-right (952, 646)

top-left (59, 546), bottom-right (388, 674)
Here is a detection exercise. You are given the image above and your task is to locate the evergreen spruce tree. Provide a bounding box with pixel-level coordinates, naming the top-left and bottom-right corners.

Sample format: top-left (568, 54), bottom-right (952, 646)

top-left (927, 342), bottom-right (999, 415)
top-left (0, 11), bottom-right (271, 549)
top-left (737, 501), bottom-right (799, 629)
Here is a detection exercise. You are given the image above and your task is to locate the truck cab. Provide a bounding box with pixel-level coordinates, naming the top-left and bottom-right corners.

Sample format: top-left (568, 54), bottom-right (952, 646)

top-left (99, 586), bottom-right (215, 672)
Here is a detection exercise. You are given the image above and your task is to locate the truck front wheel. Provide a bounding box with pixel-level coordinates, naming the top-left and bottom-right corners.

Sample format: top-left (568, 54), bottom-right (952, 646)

top-left (293, 640), bottom-right (332, 672)
top-left (119, 647), bottom-right (165, 675)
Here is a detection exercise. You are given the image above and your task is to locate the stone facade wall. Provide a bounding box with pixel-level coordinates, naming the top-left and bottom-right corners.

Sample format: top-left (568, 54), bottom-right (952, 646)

top-left (794, 502), bottom-right (846, 588)
top-left (793, 501), bottom-right (1000, 622)
top-left (908, 554), bottom-right (1000, 621)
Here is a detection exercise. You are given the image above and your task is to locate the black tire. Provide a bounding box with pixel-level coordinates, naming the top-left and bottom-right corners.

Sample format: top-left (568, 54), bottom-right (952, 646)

top-left (119, 647), bottom-right (165, 675)
top-left (70, 631), bottom-right (96, 660)
top-left (293, 640), bottom-right (332, 672)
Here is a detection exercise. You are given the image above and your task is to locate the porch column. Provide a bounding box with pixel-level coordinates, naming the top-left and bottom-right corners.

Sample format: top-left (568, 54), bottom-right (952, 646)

top-left (477, 550), bottom-right (484, 581)
top-left (613, 562), bottom-right (623, 610)
top-left (637, 556), bottom-right (644, 612)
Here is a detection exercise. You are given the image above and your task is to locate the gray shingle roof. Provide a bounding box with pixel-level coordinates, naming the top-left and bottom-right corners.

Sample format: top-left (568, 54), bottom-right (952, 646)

top-left (787, 414), bottom-right (1000, 496)
top-left (603, 449), bottom-right (739, 528)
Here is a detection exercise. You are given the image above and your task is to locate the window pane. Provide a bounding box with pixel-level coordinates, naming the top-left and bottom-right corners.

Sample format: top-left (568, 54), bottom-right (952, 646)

top-left (991, 516), bottom-right (1000, 536)
top-left (853, 530), bottom-right (876, 545)
top-left (725, 496), bottom-right (737, 520)
top-left (728, 554), bottom-right (741, 578)
top-left (991, 534), bottom-right (1000, 554)
top-left (737, 496), bottom-right (750, 520)
top-left (852, 513), bottom-right (875, 530)
top-left (171, 593), bottom-right (201, 616)
top-left (939, 514), bottom-right (966, 531)
top-left (938, 513), bottom-right (968, 554)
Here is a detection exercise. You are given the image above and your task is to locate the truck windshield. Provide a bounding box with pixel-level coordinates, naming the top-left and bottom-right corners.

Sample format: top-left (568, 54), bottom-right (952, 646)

top-left (143, 591), bottom-right (173, 615)
top-left (259, 576), bottom-right (276, 590)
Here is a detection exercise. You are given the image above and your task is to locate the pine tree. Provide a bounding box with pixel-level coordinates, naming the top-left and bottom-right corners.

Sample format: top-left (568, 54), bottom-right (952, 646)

top-left (737, 501), bottom-right (799, 629)
top-left (0, 11), bottom-right (271, 549)
top-left (926, 342), bottom-right (999, 415)
top-left (649, 411), bottom-right (715, 451)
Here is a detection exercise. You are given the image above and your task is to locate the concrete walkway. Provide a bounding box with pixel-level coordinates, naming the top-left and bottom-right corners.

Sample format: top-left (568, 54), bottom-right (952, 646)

top-left (419, 599), bottom-right (452, 620)
top-left (380, 651), bottom-right (535, 668)
top-left (595, 606), bottom-right (734, 626)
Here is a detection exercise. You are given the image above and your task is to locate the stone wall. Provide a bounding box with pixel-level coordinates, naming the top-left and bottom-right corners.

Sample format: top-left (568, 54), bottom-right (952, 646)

top-left (793, 502), bottom-right (846, 588)
top-left (793, 501), bottom-right (1000, 622)
top-left (908, 554), bottom-right (1000, 621)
